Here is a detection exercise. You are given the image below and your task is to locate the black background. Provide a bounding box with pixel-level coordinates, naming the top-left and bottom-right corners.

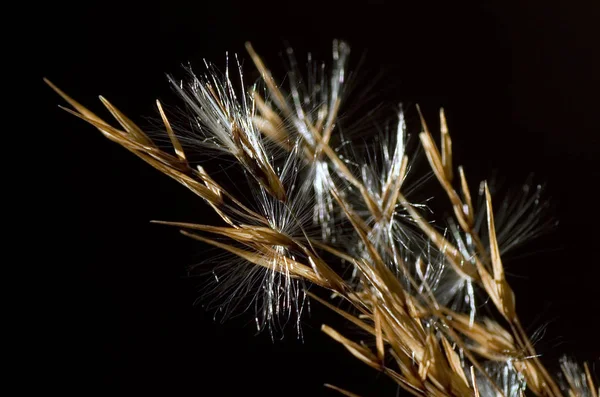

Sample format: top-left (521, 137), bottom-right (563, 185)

top-left (36, 0), bottom-right (599, 395)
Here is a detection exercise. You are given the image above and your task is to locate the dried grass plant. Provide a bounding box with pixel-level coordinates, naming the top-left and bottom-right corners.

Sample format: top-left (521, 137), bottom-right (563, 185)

top-left (45, 41), bottom-right (598, 397)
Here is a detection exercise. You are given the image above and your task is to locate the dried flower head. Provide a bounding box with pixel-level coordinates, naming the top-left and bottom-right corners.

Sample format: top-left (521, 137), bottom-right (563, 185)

top-left (46, 40), bottom-right (597, 397)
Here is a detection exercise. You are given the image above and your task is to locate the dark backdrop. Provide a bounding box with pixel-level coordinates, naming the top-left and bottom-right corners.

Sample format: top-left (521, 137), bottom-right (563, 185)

top-left (37, 0), bottom-right (599, 395)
